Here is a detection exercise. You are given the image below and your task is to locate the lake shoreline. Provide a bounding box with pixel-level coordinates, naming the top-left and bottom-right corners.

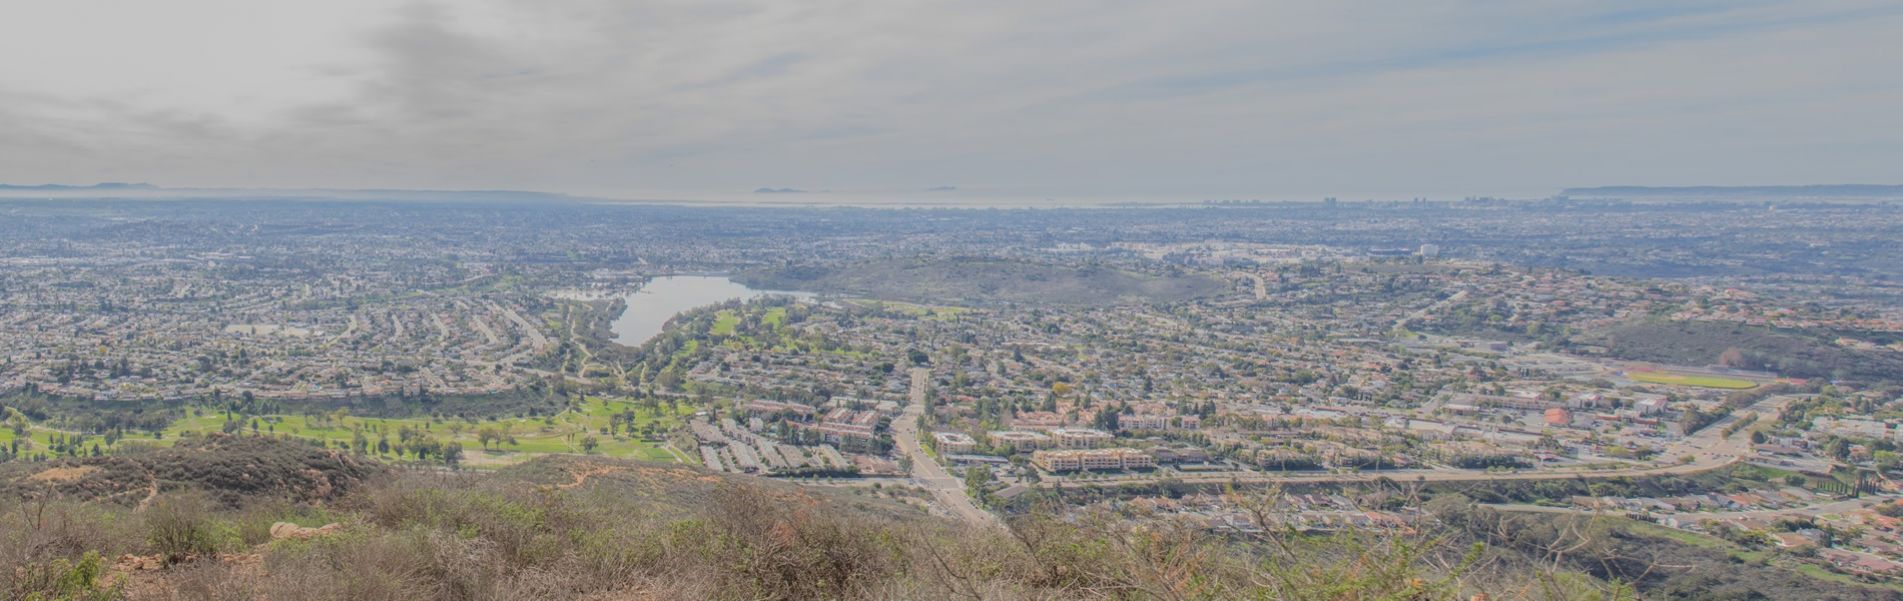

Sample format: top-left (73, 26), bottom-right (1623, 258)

top-left (607, 276), bottom-right (812, 346)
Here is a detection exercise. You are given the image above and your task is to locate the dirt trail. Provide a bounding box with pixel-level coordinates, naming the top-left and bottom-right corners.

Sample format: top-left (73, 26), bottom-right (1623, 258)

top-left (134, 470), bottom-right (159, 511)
top-left (559, 464), bottom-right (623, 489)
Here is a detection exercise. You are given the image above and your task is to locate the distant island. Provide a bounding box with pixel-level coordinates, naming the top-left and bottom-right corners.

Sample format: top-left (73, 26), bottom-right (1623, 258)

top-left (0, 183), bottom-right (584, 203)
top-left (753, 187), bottom-right (806, 194)
top-left (0, 182), bottom-right (156, 191)
top-left (1563, 184), bottom-right (1903, 198)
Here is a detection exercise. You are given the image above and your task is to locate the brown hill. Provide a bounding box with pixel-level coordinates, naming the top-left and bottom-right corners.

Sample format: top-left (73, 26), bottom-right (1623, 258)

top-left (0, 434), bottom-right (386, 508)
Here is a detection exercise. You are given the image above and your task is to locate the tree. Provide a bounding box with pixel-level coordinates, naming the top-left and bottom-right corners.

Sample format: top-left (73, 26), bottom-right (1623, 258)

top-left (1826, 438), bottom-right (1852, 461)
top-left (580, 435), bottom-right (600, 454)
top-left (477, 427), bottom-right (501, 450)
top-left (442, 442), bottom-right (463, 468)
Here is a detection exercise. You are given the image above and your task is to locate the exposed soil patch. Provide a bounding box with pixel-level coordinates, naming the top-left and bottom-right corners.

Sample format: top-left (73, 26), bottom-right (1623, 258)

top-left (28, 465), bottom-right (99, 482)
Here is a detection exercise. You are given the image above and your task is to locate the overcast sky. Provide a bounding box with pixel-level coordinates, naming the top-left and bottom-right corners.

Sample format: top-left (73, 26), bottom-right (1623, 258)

top-left (2, 0), bottom-right (1899, 201)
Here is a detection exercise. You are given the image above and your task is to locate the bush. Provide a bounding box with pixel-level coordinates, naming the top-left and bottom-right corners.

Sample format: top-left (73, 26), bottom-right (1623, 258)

top-left (2, 457), bottom-right (1664, 600)
top-left (144, 493), bottom-right (231, 564)
top-left (6, 551), bottom-right (123, 601)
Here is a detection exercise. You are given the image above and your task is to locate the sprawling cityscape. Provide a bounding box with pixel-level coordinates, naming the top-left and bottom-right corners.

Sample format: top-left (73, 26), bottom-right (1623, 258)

top-left (3, 192), bottom-right (1902, 598)
top-left (7, 0), bottom-right (1903, 598)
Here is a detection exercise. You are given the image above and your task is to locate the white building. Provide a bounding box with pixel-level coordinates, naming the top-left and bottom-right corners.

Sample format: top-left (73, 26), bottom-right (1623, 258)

top-left (932, 432), bottom-right (977, 454)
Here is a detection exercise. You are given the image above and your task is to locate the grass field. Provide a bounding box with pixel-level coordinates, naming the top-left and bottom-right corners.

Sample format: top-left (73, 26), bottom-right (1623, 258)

top-left (701, 306), bottom-right (876, 359)
top-left (152, 396), bottom-right (694, 469)
top-left (1, 399), bottom-right (700, 469)
top-left (1627, 370), bottom-right (1759, 389)
top-left (848, 299), bottom-right (970, 320)
top-left (711, 312), bottom-right (742, 335)
top-left (2, 421), bottom-right (142, 457)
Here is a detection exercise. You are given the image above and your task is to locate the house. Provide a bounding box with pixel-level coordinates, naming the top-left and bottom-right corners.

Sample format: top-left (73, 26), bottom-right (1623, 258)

top-left (1820, 549), bottom-right (1903, 576)
top-left (1544, 407), bottom-right (1571, 427)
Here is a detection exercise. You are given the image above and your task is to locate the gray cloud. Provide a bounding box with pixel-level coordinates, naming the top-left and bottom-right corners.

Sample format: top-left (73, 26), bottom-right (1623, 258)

top-left (0, 0), bottom-right (1899, 199)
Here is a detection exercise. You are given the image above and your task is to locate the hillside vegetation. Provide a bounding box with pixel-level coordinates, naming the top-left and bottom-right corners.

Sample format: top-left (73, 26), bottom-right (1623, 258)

top-left (0, 438), bottom-right (1654, 601)
top-left (1577, 319), bottom-right (1903, 384)
top-left (1, 434), bottom-right (384, 508)
top-left (739, 257), bottom-right (1228, 306)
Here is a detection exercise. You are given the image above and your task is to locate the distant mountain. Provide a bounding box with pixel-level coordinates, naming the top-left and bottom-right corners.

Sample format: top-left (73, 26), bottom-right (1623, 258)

top-left (1562, 184), bottom-right (1903, 198)
top-left (0, 182), bottom-right (157, 191)
top-left (0, 183), bottom-right (588, 204)
top-left (754, 187), bottom-right (806, 194)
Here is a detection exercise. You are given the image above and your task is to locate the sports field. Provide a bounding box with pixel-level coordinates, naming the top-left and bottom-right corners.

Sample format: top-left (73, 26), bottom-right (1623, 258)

top-left (1627, 370), bottom-right (1759, 389)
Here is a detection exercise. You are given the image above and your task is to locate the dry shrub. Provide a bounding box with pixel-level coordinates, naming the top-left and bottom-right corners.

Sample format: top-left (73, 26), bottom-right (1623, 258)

top-left (4, 465), bottom-right (1642, 600)
top-left (133, 560), bottom-right (260, 601)
top-left (225, 498), bottom-right (339, 547)
top-left (261, 531), bottom-right (463, 601)
top-left (668, 483), bottom-right (908, 600)
top-left (1, 499), bottom-right (139, 566)
top-left (2, 498), bottom-right (139, 601)
top-left (2, 550), bottom-right (122, 601)
top-left (144, 493), bottom-right (231, 564)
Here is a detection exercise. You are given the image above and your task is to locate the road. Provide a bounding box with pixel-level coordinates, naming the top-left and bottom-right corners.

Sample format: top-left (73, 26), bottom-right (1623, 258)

top-left (894, 367), bottom-right (1001, 527)
top-left (1035, 394), bottom-right (1804, 492)
top-left (1233, 271), bottom-right (1267, 301)
top-left (1394, 289), bottom-right (1468, 333)
top-left (1485, 496), bottom-right (1886, 520)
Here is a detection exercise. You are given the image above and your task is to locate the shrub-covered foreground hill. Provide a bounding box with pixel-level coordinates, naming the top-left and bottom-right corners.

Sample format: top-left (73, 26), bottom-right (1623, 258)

top-left (0, 435), bottom-right (384, 509)
top-left (2, 436), bottom-right (1894, 600)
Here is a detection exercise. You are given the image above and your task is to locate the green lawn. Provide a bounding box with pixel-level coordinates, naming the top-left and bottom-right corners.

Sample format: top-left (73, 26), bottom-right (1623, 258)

top-left (762, 306), bottom-right (788, 326)
top-left (711, 311), bottom-right (741, 335)
top-left (849, 299), bottom-right (970, 320)
top-left (159, 397), bottom-right (695, 469)
top-left (1628, 371), bottom-right (1759, 389)
top-left (2, 421), bottom-right (164, 457)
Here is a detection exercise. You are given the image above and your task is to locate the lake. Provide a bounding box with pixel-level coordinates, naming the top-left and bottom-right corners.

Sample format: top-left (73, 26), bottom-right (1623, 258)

top-left (610, 275), bottom-right (810, 345)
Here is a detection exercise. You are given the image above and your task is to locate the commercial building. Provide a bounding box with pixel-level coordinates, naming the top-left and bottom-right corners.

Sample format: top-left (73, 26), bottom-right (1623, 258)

top-left (1031, 448), bottom-right (1154, 472)
top-left (1051, 427), bottom-right (1115, 448)
top-left (932, 431), bottom-right (977, 454)
top-left (989, 430), bottom-right (1052, 451)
